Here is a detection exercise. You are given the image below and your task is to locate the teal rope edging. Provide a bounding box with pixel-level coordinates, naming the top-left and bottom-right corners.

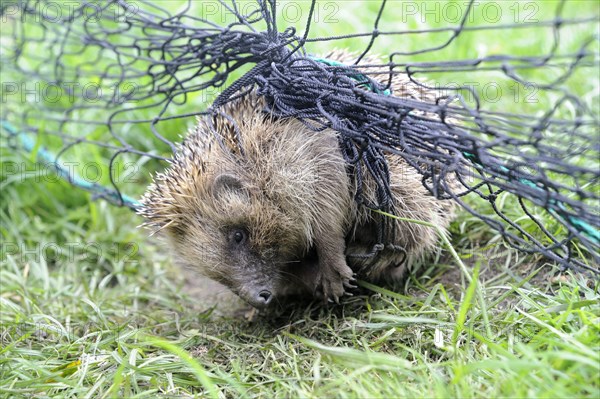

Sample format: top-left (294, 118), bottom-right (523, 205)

top-left (311, 57), bottom-right (392, 95)
top-left (463, 152), bottom-right (599, 245)
top-left (1, 120), bottom-right (142, 210)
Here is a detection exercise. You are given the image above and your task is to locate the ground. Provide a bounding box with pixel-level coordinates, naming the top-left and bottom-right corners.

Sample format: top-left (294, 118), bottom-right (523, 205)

top-left (1, 1), bottom-right (599, 398)
top-left (1, 154), bottom-right (598, 397)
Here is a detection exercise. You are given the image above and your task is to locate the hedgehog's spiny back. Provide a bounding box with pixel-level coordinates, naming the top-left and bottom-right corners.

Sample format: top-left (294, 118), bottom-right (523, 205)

top-left (139, 91), bottom-right (351, 250)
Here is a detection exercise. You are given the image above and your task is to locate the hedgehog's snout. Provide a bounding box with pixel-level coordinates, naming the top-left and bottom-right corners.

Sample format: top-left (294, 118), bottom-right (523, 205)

top-left (239, 286), bottom-right (274, 309)
top-left (256, 290), bottom-right (273, 306)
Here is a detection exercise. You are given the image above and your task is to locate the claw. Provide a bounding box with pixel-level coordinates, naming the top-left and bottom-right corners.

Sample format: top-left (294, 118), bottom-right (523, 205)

top-left (314, 261), bottom-right (354, 304)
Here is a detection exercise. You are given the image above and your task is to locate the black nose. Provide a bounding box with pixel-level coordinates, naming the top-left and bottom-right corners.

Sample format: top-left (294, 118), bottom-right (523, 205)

top-left (257, 290), bottom-right (272, 305)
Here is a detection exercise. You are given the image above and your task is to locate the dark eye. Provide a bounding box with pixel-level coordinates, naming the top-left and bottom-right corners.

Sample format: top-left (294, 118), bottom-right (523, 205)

top-left (230, 229), bottom-right (247, 245)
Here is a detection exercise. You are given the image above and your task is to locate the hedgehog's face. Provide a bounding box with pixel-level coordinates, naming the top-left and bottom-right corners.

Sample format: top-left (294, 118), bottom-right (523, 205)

top-left (168, 173), bottom-right (318, 309)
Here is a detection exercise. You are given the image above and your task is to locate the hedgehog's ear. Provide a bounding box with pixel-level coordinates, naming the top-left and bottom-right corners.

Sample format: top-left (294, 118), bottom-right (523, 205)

top-left (212, 173), bottom-right (247, 199)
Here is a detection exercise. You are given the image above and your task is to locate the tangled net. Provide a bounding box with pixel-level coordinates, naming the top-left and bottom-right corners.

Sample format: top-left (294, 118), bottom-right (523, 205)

top-left (1, 0), bottom-right (598, 273)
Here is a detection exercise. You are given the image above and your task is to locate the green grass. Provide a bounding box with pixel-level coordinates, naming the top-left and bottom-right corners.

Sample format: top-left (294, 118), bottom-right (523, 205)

top-left (1, 1), bottom-right (599, 398)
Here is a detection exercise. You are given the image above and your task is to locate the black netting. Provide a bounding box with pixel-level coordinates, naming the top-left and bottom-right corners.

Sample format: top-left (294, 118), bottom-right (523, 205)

top-left (1, 0), bottom-right (598, 272)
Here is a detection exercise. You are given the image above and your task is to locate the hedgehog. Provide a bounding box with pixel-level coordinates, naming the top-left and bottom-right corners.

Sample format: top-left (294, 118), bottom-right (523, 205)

top-left (138, 52), bottom-right (457, 309)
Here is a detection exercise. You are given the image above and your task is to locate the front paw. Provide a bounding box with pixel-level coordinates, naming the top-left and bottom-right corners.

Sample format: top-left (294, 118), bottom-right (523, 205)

top-left (314, 262), bottom-right (355, 304)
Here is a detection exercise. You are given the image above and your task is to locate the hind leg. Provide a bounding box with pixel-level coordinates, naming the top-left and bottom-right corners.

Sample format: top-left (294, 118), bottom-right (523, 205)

top-left (349, 156), bottom-right (456, 285)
